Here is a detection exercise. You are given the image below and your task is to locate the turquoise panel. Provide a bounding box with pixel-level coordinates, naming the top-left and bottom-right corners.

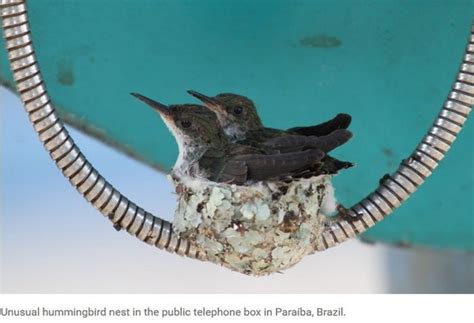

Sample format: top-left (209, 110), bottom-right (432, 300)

top-left (1, 0), bottom-right (473, 250)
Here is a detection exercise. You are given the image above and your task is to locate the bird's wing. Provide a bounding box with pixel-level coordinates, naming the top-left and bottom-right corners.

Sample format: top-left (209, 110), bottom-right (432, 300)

top-left (218, 160), bottom-right (249, 184)
top-left (319, 155), bottom-right (354, 173)
top-left (263, 129), bottom-right (352, 153)
top-left (229, 144), bottom-right (265, 155)
top-left (293, 155), bottom-right (354, 178)
top-left (220, 149), bottom-right (324, 184)
top-left (287, 113), bottom-right (352, 137)
top-left (238, 128), bottom-right (285, 147)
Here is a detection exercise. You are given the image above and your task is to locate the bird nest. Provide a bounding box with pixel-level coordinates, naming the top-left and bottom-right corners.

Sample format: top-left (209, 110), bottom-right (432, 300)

top-left (170, 173), bottom-right (337, 276)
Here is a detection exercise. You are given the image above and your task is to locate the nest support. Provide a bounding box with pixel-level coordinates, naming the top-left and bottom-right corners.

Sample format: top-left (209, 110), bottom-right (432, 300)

top-left (170, 174), bottom-right (337, 275)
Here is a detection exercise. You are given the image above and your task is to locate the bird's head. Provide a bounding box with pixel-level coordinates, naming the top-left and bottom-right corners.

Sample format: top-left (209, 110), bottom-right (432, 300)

top-left (187, 90), bottom-right (263, 141)
top-left (131, 93), bottom-right (225, 148)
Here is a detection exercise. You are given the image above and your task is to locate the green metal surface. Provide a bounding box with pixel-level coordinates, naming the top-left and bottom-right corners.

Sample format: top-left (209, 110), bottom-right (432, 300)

top-left (1, 0), bottom-right (473, 250)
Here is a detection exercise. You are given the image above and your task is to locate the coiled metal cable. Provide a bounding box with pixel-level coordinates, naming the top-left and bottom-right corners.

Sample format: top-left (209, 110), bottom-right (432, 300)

top-left (1, 0), bottom-right (204, 260)
top-left (317, 23), bottom-right (474, 250)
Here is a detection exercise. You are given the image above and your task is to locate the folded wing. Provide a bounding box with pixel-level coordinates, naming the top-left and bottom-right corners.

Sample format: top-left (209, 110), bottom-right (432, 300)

top-left (263, 129), bottom-right (352, 153)
top-left (287, 113), bottom-right (351, 137)
top-left (218, 149), bottom-right (325, 184)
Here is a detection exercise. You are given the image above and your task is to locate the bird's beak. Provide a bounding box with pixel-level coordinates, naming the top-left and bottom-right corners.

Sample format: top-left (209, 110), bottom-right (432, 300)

top-left (131, 92), bottom-right (173, 120)
top-left (187, 90), bottom-right (225, 114)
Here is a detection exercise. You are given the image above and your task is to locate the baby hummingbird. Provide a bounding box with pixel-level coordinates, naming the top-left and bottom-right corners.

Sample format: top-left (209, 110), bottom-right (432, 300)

top-left (187, 90), bottom-right (353, 174)
top-left (187, 90), bottom-right (351, 146)
top-left (131, 93), bottom-right (327, 185)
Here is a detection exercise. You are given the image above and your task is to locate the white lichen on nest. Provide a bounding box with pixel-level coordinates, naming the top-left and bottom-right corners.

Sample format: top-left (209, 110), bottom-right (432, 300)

top-left (169, 174), bottom-right (336, 276)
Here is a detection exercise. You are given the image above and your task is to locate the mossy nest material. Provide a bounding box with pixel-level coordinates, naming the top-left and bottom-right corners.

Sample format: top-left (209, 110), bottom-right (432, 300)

top-left (169, 174), bottom-right (336, 276)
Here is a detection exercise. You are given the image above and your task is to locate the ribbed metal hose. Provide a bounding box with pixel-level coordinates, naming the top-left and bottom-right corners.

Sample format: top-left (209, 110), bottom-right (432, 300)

top-left (1, 0), bottom-right (472, 259)
top-left (317, 23), bottom-right (474, 250)
top-left (1, 0), bottom-right (205, 261)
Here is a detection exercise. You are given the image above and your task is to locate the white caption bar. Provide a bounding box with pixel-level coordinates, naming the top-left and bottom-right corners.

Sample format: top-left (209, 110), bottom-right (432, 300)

top-left (0, 294), bottom-right (472, 323)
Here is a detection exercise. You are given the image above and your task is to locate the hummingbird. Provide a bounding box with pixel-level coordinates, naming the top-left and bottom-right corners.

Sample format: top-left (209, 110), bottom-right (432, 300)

top-left (187, 90), bottom-right (351, 145)
top-left (187, 90), bottom-right (353, 174)
top-left (131, 93), bottom-right (330, 185)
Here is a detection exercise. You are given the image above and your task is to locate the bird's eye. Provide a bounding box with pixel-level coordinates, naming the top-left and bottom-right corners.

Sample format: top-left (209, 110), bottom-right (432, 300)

top-left (181, 120), bottom-right (192, 128)
top-left (233, 106), bottom-right (243, 115)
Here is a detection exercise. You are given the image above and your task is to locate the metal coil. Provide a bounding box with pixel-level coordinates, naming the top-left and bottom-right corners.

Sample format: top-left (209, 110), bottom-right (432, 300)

top-left (317, 23), bottom-right (474, 251)
top-left (1, 0), bottom-right (202, 261)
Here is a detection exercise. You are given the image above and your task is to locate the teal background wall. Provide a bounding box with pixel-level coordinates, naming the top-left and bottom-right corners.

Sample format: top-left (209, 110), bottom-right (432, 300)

top-left (1, 0), bottom-right (473, 250)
